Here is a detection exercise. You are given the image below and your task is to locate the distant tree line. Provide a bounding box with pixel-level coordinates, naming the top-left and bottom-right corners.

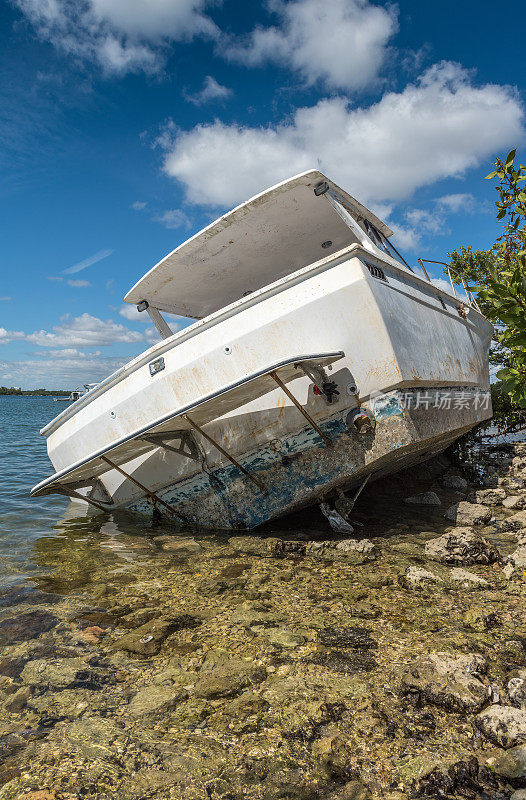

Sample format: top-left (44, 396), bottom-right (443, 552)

top-left (0, 387), bottom-right (70, 396)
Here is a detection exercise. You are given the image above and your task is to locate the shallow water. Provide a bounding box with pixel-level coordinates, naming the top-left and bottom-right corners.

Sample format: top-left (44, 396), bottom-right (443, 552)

top-left (0, 397), bottom-right (525, 799)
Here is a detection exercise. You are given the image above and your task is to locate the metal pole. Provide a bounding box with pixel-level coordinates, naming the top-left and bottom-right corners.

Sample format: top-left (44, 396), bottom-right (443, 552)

top-left (56, 484), bottom-right (109, 512)
top-left (269, 370), bottom-right (332, 447)
top-left (181, 414), bottom-right (267, 493)
top-left (100, 455), bottom-right (186, 521)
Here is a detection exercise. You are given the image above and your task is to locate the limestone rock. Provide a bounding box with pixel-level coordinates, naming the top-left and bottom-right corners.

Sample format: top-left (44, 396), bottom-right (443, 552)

top-left (194, 658), bottom-right (266, 699)
top-left (475, 704), bottom-right (526, 748)
top-left (508, 671), bottom-right (526, 709)
top-left (506, 511), bottom-right (526, 531)
top-left (442, 475), bottom-right (468, 491)
top-left (127, 685), bottom-right (184, 717)
top-left (424, 528), bottom-right (501, 564)
top-left (444, 502), bottom-right (492, 525)
top-left (400, 652), bottom-right (489, 712)
top-left (109, 614), bottom-right (200, 656)
top-left (504, 545), bottom-right (526, 577)
top-left (471, 488), bottom-right (506, 505)
top-left (483, 744), bottom-right (526, 779)
top-left (503, 495), bottom-right (525, 510)
top-left (401, 566), bottom-right (443, 589)
top-left (450, 568), bottom-right (489, 586)
top-left (404, 491), bottom-right (441, 506)
top-left (20, 657), bottom-right (96, 689)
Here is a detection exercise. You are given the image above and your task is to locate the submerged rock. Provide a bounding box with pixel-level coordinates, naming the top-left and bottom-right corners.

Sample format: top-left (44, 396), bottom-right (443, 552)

top-left (20, 657), bottom-right (100, 689)
top-left (401, 566), bottom-right (443, 589)
top-left (424, 528), bottom-right (501, 564)
top-left (475, 704), bottom-right (526, 748)
top-left (450, 567), bottom-right (489, 586)
top-left (127, 685), bottom-right (184, 716)
top-left (0, 611), bottom-right (57, 646)
top-left (194, 658), bottom-right (266, 699)
top-left (483, 743), bottom-right (526, 779)
top-left (399, 651), bottom-right (489, 712)
top-left (109, 613), bottom-right (200, 656)
top-left (404, 491), bottom-right (441, 506)
top-left (317, 626), bottom-right (377, 649)
top-left (442, 474), bottom-right (468, 491)
top-left (444, 502), bottom-right (492, 525)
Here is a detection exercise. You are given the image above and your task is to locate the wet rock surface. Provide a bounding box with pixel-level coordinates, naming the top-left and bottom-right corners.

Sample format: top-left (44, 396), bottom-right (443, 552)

top-left (0, 442), bottom-right (524, 799)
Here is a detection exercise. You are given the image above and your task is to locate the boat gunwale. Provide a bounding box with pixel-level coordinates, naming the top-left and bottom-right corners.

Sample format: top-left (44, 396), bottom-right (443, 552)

top-left (40, 241), bottom-right (490, 439)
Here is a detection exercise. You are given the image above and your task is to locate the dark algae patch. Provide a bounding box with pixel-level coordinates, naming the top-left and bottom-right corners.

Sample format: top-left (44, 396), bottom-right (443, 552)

top-left (0, 443), bottom-right (525, 798)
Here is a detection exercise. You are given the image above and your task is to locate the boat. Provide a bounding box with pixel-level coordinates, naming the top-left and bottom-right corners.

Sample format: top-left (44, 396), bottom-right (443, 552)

top-left (31, 170), bottom-right (493, 529)
top-left (53, 384), bottom-right (98, 403)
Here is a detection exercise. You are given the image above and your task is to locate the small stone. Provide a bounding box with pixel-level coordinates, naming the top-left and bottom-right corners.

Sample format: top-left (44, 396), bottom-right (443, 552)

top-left (504, 545), bottom-right (526, 578)
top-left (402, 566), bottom-right (443, 588)
top-left (506, 511), bottom-right (526, 530)
top-left (404, 491), bottom-right (441, 506)
top-left (77, 625), bottom-right (104, 644)
top-left (425, 528), bottom-right (501, 564)
top-left (442, 475), bottom-right (468, 491)
top-left (508, 671), bottom-right (526, 709)
top-left (3, 687), bottom-right (30, 713)
top-left (503, 496), bottom-right (525, 510)
top-left (194, 659), bottom-right (266, 699)
top-left (444, 502), bottom-right (492, 525)
top-left (475, 705), bottom-right (526, 748)
top-left (450, 568), bottom-right (489, 586)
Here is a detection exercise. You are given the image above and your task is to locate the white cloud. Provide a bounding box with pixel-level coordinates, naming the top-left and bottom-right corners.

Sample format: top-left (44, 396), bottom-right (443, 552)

top-left (62, 248), bottom-right (114, 275)
top-left (13, 0), bottom-right (219, 75)
top-left (119, 304), bottom-right (149, 322)
top-left (224, 0), bottom-right (397, 91)
top-left (67, 278), bottom-right (91, 287)
top-left (0, 327), bottom-right (25, 345)
top-left (38, 348), bottom-right (102, 358)
top-left (0, 297), bottom-right (12, 301)
top-left (435, 193), bottom-right (476, 213)
top-left (405, 208), bottom-right (443, 235)
top-left (24, 313), bottom-right (144, 347)
top-left (144, 326), bottom-right (162, 345)
top-left (131, 200), bottom-right (147, 211)
top-left (0, 354), bottom-right (129, 390)
top-left (159, 62), bottom-right (524, 209)
top-left (185, 75), bottom-right (233, 105)
top-left (154, 209), bottom-right (191, 230)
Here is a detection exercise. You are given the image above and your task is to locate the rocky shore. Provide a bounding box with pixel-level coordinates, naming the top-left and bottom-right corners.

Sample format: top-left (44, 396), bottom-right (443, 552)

top-left (0, 442), bottom-right (525, 800)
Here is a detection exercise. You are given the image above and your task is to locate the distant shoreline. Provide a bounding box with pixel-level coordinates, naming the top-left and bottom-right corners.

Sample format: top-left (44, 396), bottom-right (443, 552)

top-left (0, 390), bottom-right (70, 397)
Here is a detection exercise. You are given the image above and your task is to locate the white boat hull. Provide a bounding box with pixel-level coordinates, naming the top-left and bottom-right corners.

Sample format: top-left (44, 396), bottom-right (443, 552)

top-left (32, 245), bottom-right (492, 529)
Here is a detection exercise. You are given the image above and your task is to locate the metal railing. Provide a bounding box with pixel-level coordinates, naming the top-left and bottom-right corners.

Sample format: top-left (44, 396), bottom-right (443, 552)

top-left (417, 259), bottom-right (481, 312)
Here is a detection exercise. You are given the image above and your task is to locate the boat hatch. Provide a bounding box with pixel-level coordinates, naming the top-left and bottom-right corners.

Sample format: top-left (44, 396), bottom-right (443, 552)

top-left (30, 351), bottom-right (344, 500)
top-left (124, 170), bottom-right (393, 320)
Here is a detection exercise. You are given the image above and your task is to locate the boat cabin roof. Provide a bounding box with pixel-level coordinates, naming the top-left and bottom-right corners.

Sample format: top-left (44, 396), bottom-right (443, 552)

top-left (124, 170), bottom-right (393, 320)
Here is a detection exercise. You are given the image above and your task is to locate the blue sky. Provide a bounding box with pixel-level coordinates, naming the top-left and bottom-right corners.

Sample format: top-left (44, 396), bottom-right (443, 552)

top-left (0, 0), bottom-right (524, 389)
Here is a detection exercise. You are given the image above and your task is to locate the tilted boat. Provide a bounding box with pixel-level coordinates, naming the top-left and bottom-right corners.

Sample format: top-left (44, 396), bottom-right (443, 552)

top-left (31, 171), bottom-right (493, 529)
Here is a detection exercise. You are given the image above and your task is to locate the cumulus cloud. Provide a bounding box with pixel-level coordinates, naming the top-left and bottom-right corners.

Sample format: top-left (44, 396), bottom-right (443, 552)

top-left (223, 0), bottom-right (397, 91)
top-left (435, 193), bottom-right (476, 213)
top-left (0, 354), bottom-right (129, 389)
top-left (119, 304), bottom-right (149, 322)
top-left (131, 200), bottom-right (147, 211)
top-left (154, 209), bottom-right (192, 230)
top-left (13, 0), bottom-right (218, 74)
top-left (185, 75), bottom-right (233, 105)
top-left (22, 313), bottom-right (144, 347)
top-left (159, 62), bottom-right (524, 210)
top-left (0, 327), bottom-right (25, 345)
